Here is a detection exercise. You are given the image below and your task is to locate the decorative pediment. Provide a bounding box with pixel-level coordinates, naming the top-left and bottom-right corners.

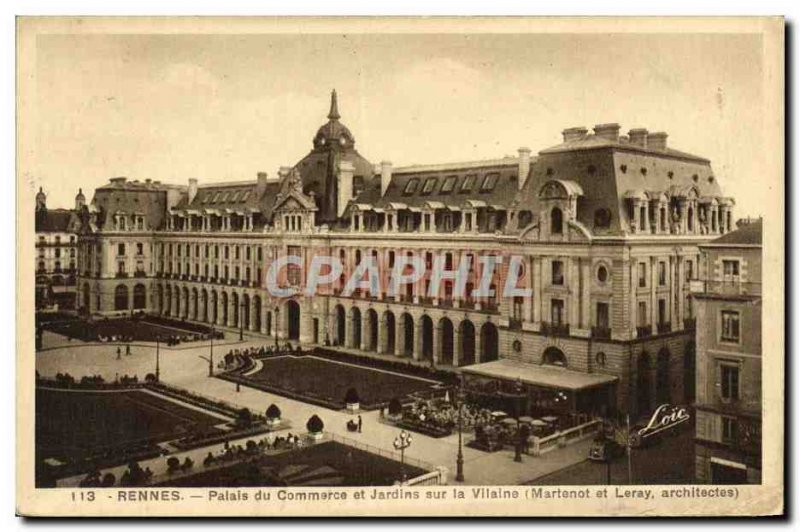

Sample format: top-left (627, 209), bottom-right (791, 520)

top-left (539, 179), bottom-right (584, 200)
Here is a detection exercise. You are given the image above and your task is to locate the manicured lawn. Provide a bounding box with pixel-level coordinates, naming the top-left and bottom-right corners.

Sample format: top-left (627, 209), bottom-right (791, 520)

top-left (36, 388), bottom-right (225, 463)
top-left (39, 316), bottom-right (209, 342)
top-left (239, 355), bottom-right (438, 409)
top-left (159, 441), bottom-right (426, 487)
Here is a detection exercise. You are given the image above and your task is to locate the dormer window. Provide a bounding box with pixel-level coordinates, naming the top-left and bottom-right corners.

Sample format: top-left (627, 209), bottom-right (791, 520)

top-left (240, 190), bottom-right (250, 202)
top-left (460, 175), bottom-right (476, 193)
top-left (440, 176), bottom-right (457, 194)
top-left (403, 179), bottom-right (419, 195)
top-left (480, 173), bottom-right (499, 192)
top-left (421, 178), bottom-right (437, 195)
top-left (551, 207), bottom-right (563, 234)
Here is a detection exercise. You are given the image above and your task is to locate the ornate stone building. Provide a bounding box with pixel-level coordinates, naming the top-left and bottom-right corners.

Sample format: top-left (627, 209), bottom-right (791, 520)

top-left (75, 91), bottom-right (737, 418)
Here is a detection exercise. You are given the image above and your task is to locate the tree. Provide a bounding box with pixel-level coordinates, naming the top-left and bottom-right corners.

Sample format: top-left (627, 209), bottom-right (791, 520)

top-left (306, 414), bottom-right (324, 434)
top-left (266, 403), bottom-right (281, 421)
top-left (344, 387), bottom-right (360, 405)
top-left (237, 407), bottom-right (253, 428)
top-left (144, 373), bottom-right (157, 383)
top-left (388, 397), bottom-right (403, 416)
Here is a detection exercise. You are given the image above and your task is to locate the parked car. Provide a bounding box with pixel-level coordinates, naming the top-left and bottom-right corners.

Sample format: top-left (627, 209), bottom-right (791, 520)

top-left (588, 436), bottom-right (624, 462)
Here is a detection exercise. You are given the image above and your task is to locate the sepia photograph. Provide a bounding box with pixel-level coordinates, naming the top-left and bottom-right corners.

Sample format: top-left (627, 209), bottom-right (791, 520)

top-left (15, 16), bottom-right (785, 517)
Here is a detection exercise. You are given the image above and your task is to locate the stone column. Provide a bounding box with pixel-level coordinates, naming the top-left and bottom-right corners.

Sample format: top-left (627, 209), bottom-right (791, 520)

top-left (532, 257), bottom-right (542, 326)
top-left (475, 325), bottom-right (482, 364)
top-left (650, 257), bottom-right (657, 332)
top-left (377, 314), bottom-right (386, 354)
top-left (394, 316), bottom-right (404, 357)
top-left (454, 323), bottom-right (463, 367)
top-left (580, 259), bottom-right (591, 329)
top-left (569, 258), bottom-right (580, 328)
top-left (632, 200), bottom-right (641, 233)
top-left (432, 321), bottom-right (440, 365)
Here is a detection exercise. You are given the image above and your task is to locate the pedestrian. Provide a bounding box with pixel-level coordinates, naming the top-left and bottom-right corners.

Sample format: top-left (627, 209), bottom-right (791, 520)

top-left (116, 346), bottom-right (121, 360)
top-left (126, 344), bottom-right (131, 356)
top-left (357, 414), bottom-right (362, 433)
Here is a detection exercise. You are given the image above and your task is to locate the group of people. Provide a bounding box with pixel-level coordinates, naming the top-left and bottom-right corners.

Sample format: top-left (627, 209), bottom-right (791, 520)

top-left (115, 344), bottom-right (134, 359)
top-left (201, 433), bottom-right (307, 467)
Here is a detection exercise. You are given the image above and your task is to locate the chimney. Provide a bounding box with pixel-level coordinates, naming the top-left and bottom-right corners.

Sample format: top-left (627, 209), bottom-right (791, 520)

top-left (256, 171), bottom-right (268, 196)
top-left (648, 132), bottom-right (668, 151)
top-left (278, 166), bottom-right (292, 180)
top-left (562, 127), bottom-right (588, 143)
top-left (188, 178), bottom-right (198, 203)
top-left (337, 160), bottom-right (354, 218)
top-left (517, 147), bottom-right (531, 190)
top-left (380, 161), bottom-right (392, 196)
top-left (593, 123), bottom-right (621, 142)
top-left (628, 128), bottom-right (649, 148)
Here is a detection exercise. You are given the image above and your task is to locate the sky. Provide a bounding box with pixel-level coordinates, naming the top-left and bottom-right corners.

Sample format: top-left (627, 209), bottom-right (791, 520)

top-left (33, 31), bottom-right (766, 217)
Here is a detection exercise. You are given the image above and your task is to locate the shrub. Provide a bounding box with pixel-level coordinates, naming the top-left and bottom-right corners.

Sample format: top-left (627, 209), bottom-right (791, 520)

top-left (344, 387), bottom-right (360, 404)
top-left (237, 407), bottom-right (253, 428)
top-left (306, 414), bottom-right (324, 434)
top-left (144, 373), bottom-right (157, 383)
top-left (388, 397), bottom-right (403, 416)
top-left (166, 456), bottom-right (181, 473)
top-left (101, 472), bottom-right (116, 487)
top-left (266, 403), bottom-right (281, 420)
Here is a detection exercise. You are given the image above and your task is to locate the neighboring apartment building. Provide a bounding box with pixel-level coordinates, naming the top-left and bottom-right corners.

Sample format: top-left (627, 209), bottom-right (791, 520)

top-left (76, 91), bottom-right (737, 419)
top-left (693, 219), bottom-right (762, 484)
top-left (35, 188), bottom-right (82, 310)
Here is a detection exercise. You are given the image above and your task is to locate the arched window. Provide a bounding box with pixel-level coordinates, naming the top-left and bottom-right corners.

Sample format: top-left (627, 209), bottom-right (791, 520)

top-left (543, 346), bottom-right (567, 367)
top-left (114, 284), bottom-right (129, 311)
top-left (517, 210), bottom-right (533, 229)
top-left (551, 207), bottom-right (563, 234)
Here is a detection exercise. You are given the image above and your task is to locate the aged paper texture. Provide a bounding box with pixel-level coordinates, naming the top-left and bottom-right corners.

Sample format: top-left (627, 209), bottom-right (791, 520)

top-left (16, 16), bottom-right (784, 517)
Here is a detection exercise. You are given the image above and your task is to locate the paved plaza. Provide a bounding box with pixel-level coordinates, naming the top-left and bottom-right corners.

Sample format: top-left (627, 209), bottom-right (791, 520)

top-left (37, 328), bottom-right (591, 486)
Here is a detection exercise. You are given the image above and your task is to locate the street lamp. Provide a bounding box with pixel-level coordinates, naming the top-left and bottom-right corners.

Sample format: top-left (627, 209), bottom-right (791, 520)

top-left (155, 335), bottom-right (160, 382)
top-left (274, 306), bottom-right (280, 350)
top-left (514, 377), bottom-right (524, 463)
top-left (393, 430), bottom-right (413, 483)
top-left (455, 378), bottom-right (466, 482)
top-left (209, 323), bottom-right (214, 376)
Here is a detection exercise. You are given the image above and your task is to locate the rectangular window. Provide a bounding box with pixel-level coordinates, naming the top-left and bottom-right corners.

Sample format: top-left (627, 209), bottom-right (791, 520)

top-left (246, 247), bottom-right (251, 261)
top-left (551, 299), bottom-right (565, 325)
top-left (720, 363), bottom-right (740, 401)
top-left (388, 251), bottom-right (395, 268)
top-left (721, 310), bottom-right (740, 342)
top-left (117, 243), bottom-right (126, 256)
top-left (658, 299), bottom-right (667, 324)
top-left (596, 302), bottom-right (609, 329)
top-left (685, 260), bottom-right (694, 282)
top-left (637, 301), bottom-right (648, 327)
top-left (721, 416), bottom-right (738, 443)
top-left (723, 259), bottom-right (740, 282)
top-left (638, 262), bottom-right (647, 288)
top-left (513, 296), bottom-right (524, 320)
top-left (552, 260), bottom-right (564, 285)
top-left (658, 262), bottom-right (666, 285)
top-left (136, 243), bottom-right (144, 255)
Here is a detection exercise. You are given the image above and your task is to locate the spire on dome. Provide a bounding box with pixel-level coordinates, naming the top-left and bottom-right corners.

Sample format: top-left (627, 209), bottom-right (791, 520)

top-left (327, 89), bottom-right (340, 121)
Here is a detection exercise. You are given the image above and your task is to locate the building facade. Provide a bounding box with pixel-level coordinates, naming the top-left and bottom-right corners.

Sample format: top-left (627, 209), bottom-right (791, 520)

top-left (75, 91), bottom-right (737, 419)
top-left (35, 188), bottom-right (82, 309)
top-left (693, 219), bottom-right (762, 484)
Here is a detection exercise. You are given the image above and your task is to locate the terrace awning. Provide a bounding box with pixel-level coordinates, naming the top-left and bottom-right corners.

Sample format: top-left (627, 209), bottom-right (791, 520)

top-left (462, 359), bottom-right (617, 392)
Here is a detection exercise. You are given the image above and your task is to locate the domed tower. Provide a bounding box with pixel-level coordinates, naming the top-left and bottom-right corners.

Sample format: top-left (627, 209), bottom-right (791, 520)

top-left (35, 187), bottom-right (47, 211)
top-left (75, 188), bottom-right (86, 210)
top-left (292, 90), bottom-right (375, 225)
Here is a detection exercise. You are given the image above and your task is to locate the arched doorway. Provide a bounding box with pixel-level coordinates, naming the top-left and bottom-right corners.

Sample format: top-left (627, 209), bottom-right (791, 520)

top-left (266, 311), bottom-right (272, 336)
top-left (200, 289), bottom-right (208, 322)
top-left (164, 286), bottom-right (172, 316)
top-left (334, 305), bottom-right (346, 346)
top-left (221, 292), bottom-right (229, 325)
top-left (232, 292), bottom-right (240, 328)
top-left (181, 287), bottom-right (189, 319)
top-left (191, 287), bottom-right (198, 319)
top-left (253, 295), bottom-right (262, 332)
top-left (133, 284), bottom-right (146, 310)
top-left (210, 290), bottom-right (218, 324)
top-left (656, 348), bottom-right (671, 404)
top-left (366, 309), bottom-right (378, 351)
top-left (286, 300), bottom-right (300, 340)
top-left (114, 284), bottom-right (129, 311)
top-left (683, 341), bottom-right (696, 402)
top-left (401, 313), bottom-right (414, 357)
top-left (480, 322), bottom-right (499, 362)
top-left (542, 346), bottom-right (567, 367)
top-left (460, 320), bottom-right (476, 366)
top-left (421, 315), bottom-right (434, 361)
top-left (439, 318), bottom-right (454, 365)
top-left (242, 294), bottom-right (251, 331)
top-left (637, 352), bottom-right (651, 416)
top-left (82, 282), bottom-right (91, 312)
top-left (383, 311), bottom-right (396, 354)
top-left (350, 307), bottom-right (362, 348)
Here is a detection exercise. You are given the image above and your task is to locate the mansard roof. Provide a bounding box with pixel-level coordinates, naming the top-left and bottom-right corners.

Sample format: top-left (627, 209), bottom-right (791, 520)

top-left (35, 209), bottom-right (78, 233)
